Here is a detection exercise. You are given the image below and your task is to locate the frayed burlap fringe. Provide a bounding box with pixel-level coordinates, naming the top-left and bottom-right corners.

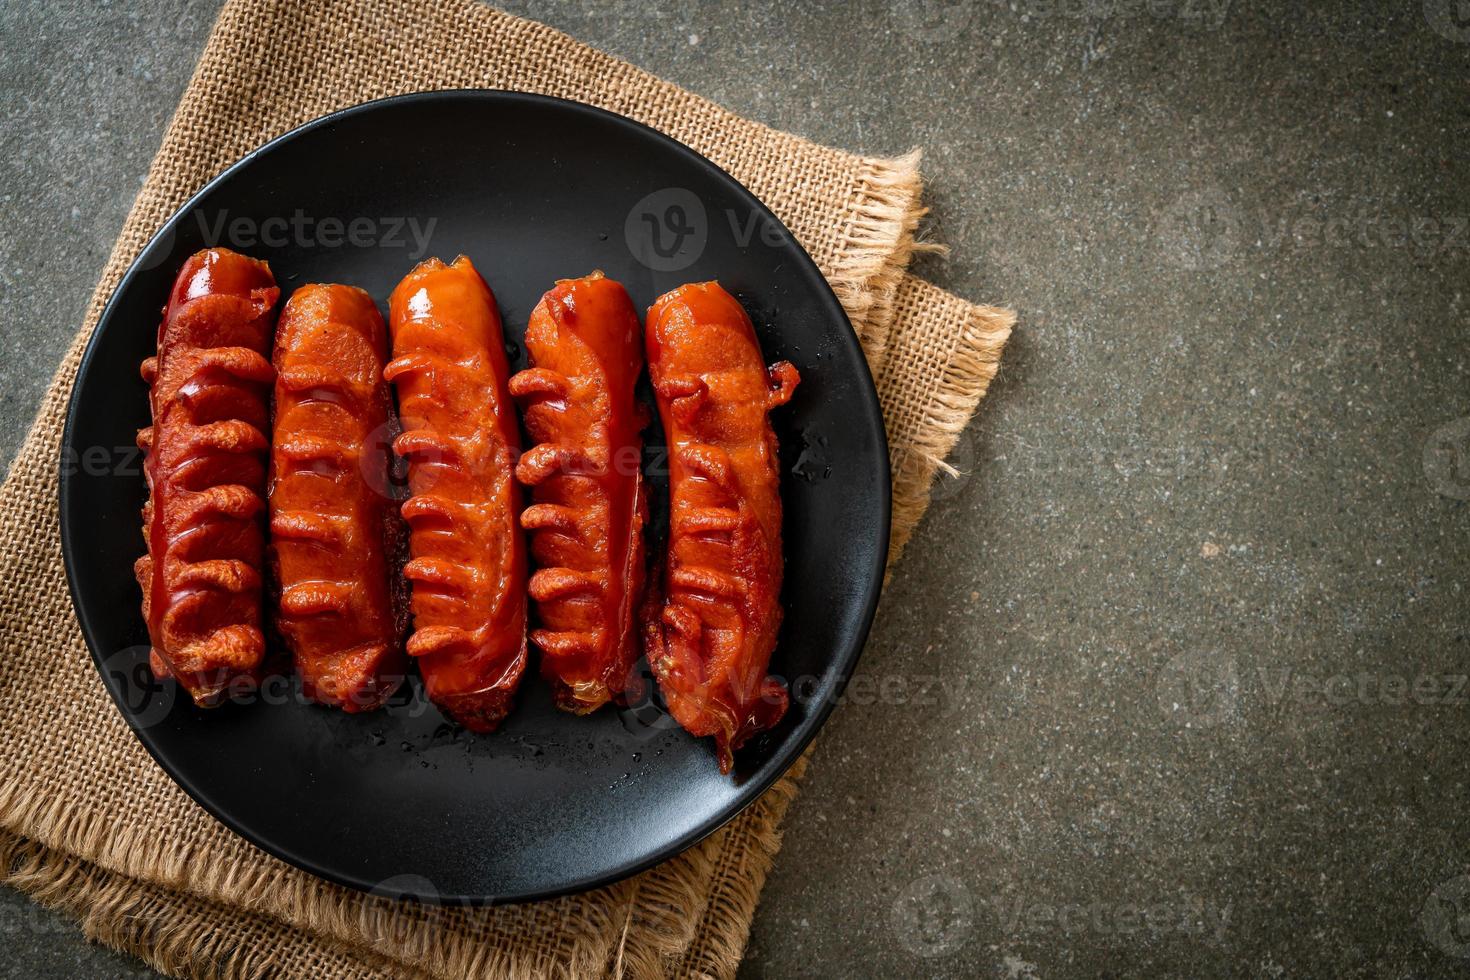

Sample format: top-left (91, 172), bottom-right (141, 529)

top-left (0, 0), bottom-right (1012, 977)
top-left (0, 760), bottom-right (686, 980)
top-left (0, 831), bottom-right (421, 980)
top-left (667, 752), bottom-right (810, 979)
top-left (829, 149), bottom-right (926, 378)
top-left (880, 278), bottom-right (1016, 562)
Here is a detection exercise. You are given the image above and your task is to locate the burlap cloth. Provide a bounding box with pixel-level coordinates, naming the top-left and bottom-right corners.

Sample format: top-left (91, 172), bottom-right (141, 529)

top-left (0, 1), bottom-right (1013, 977)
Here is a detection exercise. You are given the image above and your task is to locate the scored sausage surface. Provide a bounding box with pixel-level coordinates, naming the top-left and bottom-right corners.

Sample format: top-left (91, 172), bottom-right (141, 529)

top-left (136, 247), bottom-right (278, 706)
top-left (643, 281), bottom-right (799, 773)
top-left (386, 256), bottom-right (527, 731)
top-left (268, 283), bottom-right (406, 711)
top-left (510, 272), bottom-right (648, 715)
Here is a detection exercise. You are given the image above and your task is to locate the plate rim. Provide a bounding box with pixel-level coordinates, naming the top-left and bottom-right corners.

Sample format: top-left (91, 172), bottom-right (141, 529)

top-left (58, 88), bottom-right (892, 904)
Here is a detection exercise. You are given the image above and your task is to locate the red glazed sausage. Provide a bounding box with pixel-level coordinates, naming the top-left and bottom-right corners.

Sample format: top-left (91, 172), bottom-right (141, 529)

top-left (135, 247), bottom-right (278, 706)
top-left (386, 256), bottom-right (527, 731)
top-left (268, 284), bottom-right (406, 711)
top-left (643, 282), bottom-right (799, 772)
top-left (510, 272), bottom-right (648, 714)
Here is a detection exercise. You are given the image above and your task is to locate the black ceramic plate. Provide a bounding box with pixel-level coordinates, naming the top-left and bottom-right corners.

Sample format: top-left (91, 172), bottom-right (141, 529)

top-left (59, 91), bottom-right (889, 903)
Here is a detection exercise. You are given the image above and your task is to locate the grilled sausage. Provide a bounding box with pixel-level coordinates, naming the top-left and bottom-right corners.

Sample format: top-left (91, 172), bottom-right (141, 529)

top-left (385, 256), bottom-right (527, 731)
top-left (510, 272), bottom-right (648, 714)
top-left (268, 284), bottom-right (406, 711)
top-left (643, 282), bottom-right (799, 772)
top-left (135, 248), bottom-right (278, 706)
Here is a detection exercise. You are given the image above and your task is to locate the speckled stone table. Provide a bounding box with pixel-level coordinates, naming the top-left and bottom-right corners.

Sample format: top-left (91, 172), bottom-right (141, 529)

top-left (3, 2), bottom-right (1468, 977)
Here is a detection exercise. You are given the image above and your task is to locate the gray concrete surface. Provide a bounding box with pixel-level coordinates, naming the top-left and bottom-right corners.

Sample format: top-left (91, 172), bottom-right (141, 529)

top-left (4, 1), bottom-right (1469, 977)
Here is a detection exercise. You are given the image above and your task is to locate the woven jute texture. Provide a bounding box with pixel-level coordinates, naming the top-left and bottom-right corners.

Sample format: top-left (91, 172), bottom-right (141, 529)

top-left (0, 1), bottom-right (1013, 977)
